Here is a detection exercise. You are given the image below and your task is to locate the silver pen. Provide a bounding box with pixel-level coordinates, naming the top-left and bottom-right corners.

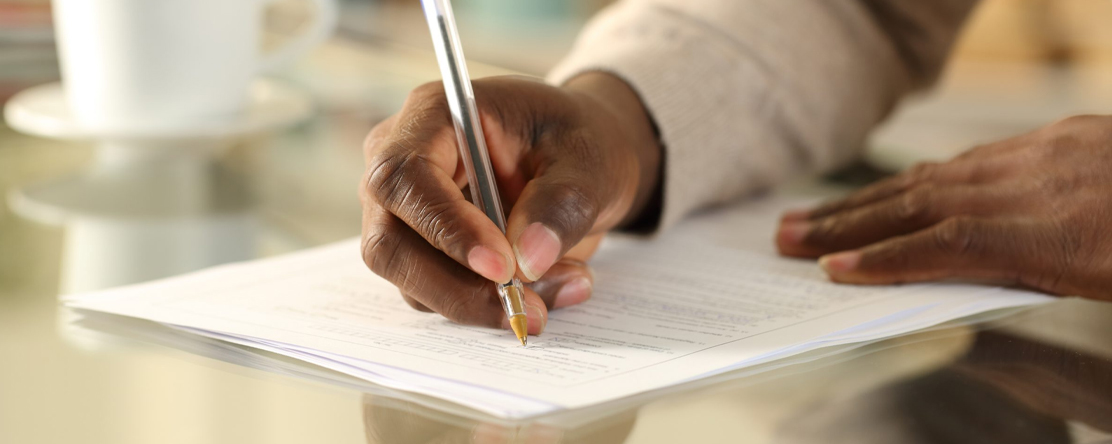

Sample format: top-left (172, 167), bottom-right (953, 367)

top-left (420, 0), bottom-right (529, 346)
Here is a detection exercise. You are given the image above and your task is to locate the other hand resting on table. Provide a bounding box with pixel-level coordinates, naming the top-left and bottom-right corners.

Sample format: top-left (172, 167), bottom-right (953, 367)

top-left (778, 115), bottom-right (1112, 300)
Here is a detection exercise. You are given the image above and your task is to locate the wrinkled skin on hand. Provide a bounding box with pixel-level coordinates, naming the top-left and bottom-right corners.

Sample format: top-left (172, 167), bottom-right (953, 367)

top-left (778, 115), bottom-right (1112, 300)
top-left (359, 74), bottom-right (660, 334)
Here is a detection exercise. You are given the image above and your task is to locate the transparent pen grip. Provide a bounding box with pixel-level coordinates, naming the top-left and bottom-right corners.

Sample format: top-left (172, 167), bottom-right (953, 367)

top-left (498, 280), bottom-right (527, 317)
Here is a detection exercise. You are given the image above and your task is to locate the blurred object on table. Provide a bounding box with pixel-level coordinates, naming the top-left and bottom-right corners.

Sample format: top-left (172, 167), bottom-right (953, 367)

top-left (48, 0), bottom-right (333, 131)
top-left (1052, 0), bottom-right (1112, 65)
top-left (955, 0), bottom-right (1112, 65)
top-left (0, 0), bottom-right (58, 104)
top-left (3, 0), bottom-right (331, 294)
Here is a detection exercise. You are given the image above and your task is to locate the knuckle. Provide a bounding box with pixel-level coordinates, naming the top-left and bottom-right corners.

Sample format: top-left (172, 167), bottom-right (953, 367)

top-left (1041, 133), bottom-right (1075, 157)
top-left (960, 162), bottom-right (991, 184)
top-left (543, 182), bottom-right (600, 238)
top-left (362, 225), bottom-right (404, 279)
top-left (414, 199), bottom-right (468, 253)
top-left (1033, 175), bottom-right (1076, 200)
top-left (808, 201), bottom-right (841, 218)
top-left (810, 216), bottom-right (844, 243)
top-left (362, 224), bottom-right (431, 298)
top-left (411, 81), bottom-right (447, 102)
top-left (933, 217), bottom-right (980, 256)
top-left (365, 148), bottom-right (421, 208)
top-left (1036, 121), bottom-right (1090, 158)
top-left (892, 174), bottom-right (919, 193)
top-left (565, 130), bottom-right (605, 165)
top-left (906, 162), bottom-right (941, 184)
top-left (894, 188), bottom-right (934, 223)
top-left (405, 84), bottom-right (453, 123)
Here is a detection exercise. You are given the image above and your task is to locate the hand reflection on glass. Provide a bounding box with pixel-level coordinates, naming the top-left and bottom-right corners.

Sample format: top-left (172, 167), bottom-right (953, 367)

top-left (952, 331), bottom-right (1112, 435)
top-left (360, 394), bottom-right (637, 444)
top-left (774, 331), bottom-right (1112, 444)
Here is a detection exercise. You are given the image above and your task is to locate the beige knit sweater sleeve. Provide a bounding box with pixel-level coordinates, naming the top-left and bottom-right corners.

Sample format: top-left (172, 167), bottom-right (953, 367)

top-left (548, 0), bottom-right (978, 229)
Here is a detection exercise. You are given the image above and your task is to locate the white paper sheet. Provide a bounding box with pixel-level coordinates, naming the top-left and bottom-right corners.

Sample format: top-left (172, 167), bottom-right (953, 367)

top-left (66, 196), bottom-right (1053, 417)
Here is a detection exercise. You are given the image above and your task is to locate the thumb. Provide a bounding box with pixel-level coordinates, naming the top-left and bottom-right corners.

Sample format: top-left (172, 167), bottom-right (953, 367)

top-left (506, 172), bottom-right (608, 282)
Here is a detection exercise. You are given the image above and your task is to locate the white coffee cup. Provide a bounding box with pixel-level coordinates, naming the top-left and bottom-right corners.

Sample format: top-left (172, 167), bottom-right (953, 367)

top-left (51, 0), bottom-right (336, 131)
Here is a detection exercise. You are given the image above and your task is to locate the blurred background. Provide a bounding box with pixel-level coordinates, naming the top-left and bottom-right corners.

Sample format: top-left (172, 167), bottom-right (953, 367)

top-left (5, 0), bottom-right (1112, 94)
top-left (3, 1), bottom-right (1112, 443)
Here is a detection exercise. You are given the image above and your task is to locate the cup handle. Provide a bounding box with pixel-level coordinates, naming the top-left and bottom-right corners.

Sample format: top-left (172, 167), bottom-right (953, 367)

top-left (257, 0), bottom-right (338, 73)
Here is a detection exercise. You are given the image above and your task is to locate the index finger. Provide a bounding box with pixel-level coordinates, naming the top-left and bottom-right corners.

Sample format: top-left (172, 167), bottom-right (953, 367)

top-left (362, 87), bottom-right (517, 284)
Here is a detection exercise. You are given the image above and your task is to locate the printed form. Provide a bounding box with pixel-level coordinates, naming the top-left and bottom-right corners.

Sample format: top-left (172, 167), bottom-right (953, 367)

top-left (67, 197), bottom-right (1052, 417)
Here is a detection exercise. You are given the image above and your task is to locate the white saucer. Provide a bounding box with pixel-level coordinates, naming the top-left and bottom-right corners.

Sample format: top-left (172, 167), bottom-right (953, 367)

top-left (3, 77), bottom-right (314, 141)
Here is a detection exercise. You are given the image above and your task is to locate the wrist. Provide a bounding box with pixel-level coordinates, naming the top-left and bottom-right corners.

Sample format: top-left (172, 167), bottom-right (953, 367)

top-left (561, 71), bottom-right (662, 229)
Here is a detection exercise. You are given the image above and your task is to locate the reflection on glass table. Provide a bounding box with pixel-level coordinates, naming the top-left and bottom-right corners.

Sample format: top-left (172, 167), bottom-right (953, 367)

top-left (775, 330), bottom-right (1112, 444)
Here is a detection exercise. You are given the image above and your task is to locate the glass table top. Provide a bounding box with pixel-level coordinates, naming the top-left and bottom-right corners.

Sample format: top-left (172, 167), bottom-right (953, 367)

top-left (3, 35), bottom-right (1112, 444)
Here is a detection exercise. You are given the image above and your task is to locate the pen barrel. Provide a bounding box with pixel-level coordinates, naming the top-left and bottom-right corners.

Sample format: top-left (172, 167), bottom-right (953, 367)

top-left (422, 0), bottom-right (526, 330)
top-left (420, 0), bottom-right (509, 233)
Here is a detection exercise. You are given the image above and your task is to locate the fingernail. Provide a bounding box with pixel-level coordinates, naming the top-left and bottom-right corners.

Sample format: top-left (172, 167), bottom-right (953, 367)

top-left (513, 223), bottom-right (561, 281)
top-left (553, 278), bottom-right (592, 309)
top-left (781, 208), bottom-right (812, 222)
top-left (468, 245), bottom-right (511, 282)
top-left (777, 221), bottom-right (811, 245)
top-left (820, 251), bottom-right (861, 274)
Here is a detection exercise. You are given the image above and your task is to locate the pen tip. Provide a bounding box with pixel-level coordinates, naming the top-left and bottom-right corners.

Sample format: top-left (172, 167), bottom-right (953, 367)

top-left (509, 314), bottom-right (528, 347)
top-left (520, 336), bottom-right (528, 347)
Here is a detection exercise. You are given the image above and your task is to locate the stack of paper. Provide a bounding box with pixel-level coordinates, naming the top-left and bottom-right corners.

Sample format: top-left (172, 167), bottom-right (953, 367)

top-left (66, 196), bottom-right (1052, 418)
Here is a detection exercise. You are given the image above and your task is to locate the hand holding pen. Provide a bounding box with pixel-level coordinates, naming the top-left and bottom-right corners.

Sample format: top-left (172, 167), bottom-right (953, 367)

top-left (358, 1), bottom-right (661, 340)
